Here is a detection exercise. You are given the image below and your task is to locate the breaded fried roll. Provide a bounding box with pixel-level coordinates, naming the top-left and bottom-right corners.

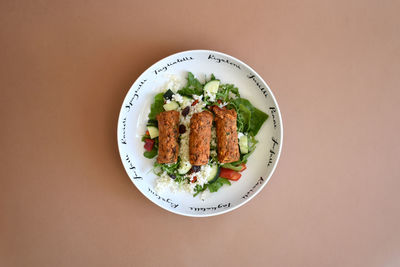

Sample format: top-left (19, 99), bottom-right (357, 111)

top-left (189, 111), bottom-right (213, 166)
top-left (156, 110), bottom-right (180, 164)
top-left (213, 107), bottom-right (240, 163)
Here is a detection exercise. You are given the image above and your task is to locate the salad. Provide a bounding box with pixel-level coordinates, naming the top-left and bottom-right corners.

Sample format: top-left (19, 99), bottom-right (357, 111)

top-left (142, 72), bottom-right (268, 197)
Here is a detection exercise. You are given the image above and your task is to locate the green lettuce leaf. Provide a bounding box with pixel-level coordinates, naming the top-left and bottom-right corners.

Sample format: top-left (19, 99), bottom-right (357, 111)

top-left (177, 72), bottom-right (204, 96)
top-left (233, 98), bottom-right (268, 136)
top-left (208, 178), bottom-right (231, 192)
top-left (238, 104), bottom-right (251, 132)
top-left (143, 148), bottom-right (157, 159)
top-left (249, 108), bottom-right (269, 135)
top-left (193, 177), bottom-right (231, 196)
top-left (148, 93), bottom-right (165, 120)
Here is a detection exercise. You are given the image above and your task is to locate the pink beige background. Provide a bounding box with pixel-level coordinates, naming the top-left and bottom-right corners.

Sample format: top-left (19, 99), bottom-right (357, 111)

top-left (1, 1), bottom-right (399, 266)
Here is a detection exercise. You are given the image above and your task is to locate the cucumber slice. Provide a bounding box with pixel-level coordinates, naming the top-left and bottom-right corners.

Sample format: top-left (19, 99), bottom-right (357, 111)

top-left (147, 126), bottom-right (159, 139)
top-left (204, 80), bottom-right (220, 94)
top-left (163, 101), bottom-right (179, 111)
top-left (239, 135), bottom-right (249, 154)
top-left (207, 164), bottom-right (221, 183)
top-left (178, 160), bottom-right (192, 174)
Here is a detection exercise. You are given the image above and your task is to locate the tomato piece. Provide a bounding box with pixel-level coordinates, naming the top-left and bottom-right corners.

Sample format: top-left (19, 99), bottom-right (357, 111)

top-left (239, 164), bottom-right (247, 172)
top-left (145, 130), bottom-right (150, 136)
top-left (219, 168), bottom-right (242, 181)
top-left (144, 138), bottom-right (155, 151)
top-left (191, 99), bottom-right (199, 106)
top-left (191, 176), bottom-right (197, 183)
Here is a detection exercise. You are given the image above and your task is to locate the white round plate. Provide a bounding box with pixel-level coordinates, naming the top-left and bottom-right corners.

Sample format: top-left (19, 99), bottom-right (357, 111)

top-left (117, 50), bottom-right (283, 217)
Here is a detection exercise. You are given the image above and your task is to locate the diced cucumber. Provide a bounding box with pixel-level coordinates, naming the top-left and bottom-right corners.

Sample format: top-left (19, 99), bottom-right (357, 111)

top-left (239, 135), bottom-right (249, 154)
top-left (163, 101), bottom-right (179, 111)
top-left (181, 96), bottom-right (192, 107)
top-left (163, 89), bottom-right (174, 100)
top-left (207, 164), bottom-right (221, 183)
top-left (147, 126), bottom-right (159, 139)
top-left (178, 160), bottom-right (192, 174)
top-left (204, 80), bottom-right (220, 94)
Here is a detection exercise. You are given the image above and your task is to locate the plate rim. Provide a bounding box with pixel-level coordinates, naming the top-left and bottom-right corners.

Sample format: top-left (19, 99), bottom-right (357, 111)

top-left (117, 49), bottom-right (284, 217)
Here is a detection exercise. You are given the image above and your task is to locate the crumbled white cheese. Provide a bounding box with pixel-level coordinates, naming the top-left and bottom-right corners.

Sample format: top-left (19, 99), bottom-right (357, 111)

top-left (218, 102), bottom-right (228, 108)
top-left (192, 94), bottom-right (203, 101)
top-left (204, 89), bottom-right (217, 102)
top-left (154, 78), bottom-right (221, 198)
top-left (172, 93), bottom-right (184, 104)
top-left (155, 164), bottom-right (213, 195)
top-left (228, 92), bottom-right (238, 99)
top-left (185, 164), bottom-right (213, 194)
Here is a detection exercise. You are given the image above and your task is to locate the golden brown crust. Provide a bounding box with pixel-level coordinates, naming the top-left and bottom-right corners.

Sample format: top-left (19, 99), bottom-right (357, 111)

top-left (156, 110), bottom-right (180, 164)
top-left (189, 111), bottom-right (213, 166)
top-left (213, 107), bottom-right (240, 163)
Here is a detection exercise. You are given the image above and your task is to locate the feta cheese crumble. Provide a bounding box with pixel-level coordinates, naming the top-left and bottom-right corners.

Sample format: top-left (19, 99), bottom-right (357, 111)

top-left (155, 77), bottom-right (212, 196)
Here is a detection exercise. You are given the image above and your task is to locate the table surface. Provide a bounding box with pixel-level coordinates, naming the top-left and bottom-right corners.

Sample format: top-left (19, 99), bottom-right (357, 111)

top-left (1, 1), bottom-right (399, 266)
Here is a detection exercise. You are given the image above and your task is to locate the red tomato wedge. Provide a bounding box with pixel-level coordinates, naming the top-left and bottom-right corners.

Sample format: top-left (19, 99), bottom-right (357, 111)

top-left (191, 99), bottom-right (199, 106)
top-left (144, 139), bottom-right (155, 151)
top-left (220, 168), bottom-right (242, 181)
top-left (239, 164), bottom-right (247, 172)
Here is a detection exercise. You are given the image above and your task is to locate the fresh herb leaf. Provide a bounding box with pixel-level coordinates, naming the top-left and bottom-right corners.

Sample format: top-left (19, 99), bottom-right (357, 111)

top-left (193, 184), bottom-right (207, 197)
top-left (177, 72), bottom-right (204, 96)
top-left (209, 148), bottom-right (218, 163)
top-left (154, 161), bottom-right (179, 175)
top-left (208, 178), bottom-right (231, 192)
top-left (216, 84), bottom-right (240, 102)
top-left (143, 148), bottom-right (157, 159)
top-left (148, 93), bottom-right (165, 120)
